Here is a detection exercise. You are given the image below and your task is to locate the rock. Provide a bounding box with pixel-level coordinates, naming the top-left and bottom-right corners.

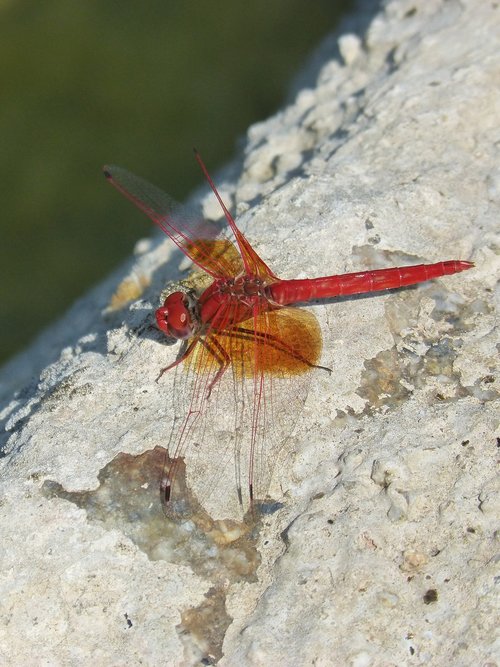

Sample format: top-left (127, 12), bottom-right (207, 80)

top-left (0, 0), bottom-right (498, 664)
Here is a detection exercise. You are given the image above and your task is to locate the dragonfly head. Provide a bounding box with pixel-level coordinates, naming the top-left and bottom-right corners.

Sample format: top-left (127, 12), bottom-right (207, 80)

top-left (155, 291), bottom-right (198, 340)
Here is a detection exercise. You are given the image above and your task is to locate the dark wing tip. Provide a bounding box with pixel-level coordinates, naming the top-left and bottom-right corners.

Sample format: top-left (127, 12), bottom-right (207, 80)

top-left (103, 165), bottom-right (113, 180)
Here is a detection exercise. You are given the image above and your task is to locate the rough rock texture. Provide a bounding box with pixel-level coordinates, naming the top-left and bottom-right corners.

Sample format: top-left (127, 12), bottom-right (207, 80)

top-left (1, 0), bottom-right (498, 665)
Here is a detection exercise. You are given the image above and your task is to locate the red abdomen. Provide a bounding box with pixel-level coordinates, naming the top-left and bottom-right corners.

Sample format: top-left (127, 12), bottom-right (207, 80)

top-left (269, 260), bottom-right (473, 306)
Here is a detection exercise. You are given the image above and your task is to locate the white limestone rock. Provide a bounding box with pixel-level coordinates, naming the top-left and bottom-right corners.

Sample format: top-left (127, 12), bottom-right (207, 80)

top-left (1, 0), bottom-right (498, 664)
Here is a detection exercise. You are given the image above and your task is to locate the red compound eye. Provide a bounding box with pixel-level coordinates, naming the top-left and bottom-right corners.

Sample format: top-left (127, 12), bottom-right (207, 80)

top-left (155, 292), bottom-right (195, 339)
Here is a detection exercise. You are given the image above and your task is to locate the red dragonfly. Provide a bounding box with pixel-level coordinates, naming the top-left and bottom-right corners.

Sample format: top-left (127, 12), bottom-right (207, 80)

top-left (104, 152), bottom-right (473, 517)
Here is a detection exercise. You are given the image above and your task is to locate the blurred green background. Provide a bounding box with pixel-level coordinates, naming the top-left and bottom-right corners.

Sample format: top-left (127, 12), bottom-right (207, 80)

top-left (0, 0), bottom-right (351, 366)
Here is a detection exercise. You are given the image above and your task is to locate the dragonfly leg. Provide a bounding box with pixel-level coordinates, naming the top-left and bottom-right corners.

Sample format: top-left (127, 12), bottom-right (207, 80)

top-left (223, 326), bottom-right (332, 375)
top-left (198, 336), bottom-right (231, 399)
top-left (156, 338), bottom-right (198, 382)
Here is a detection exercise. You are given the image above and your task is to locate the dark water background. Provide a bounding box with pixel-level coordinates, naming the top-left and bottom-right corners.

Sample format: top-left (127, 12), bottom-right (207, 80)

top-left (0, 1), bottom-right (351, 366)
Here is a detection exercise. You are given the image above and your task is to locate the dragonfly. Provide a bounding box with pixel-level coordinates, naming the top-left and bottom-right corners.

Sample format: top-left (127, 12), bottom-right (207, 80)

top-left (104, 151), bottom-right (473, 517)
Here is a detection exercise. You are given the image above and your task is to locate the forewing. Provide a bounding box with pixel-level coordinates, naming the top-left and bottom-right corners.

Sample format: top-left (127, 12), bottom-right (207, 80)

top-left (193, 150), bottom-right (279, 283)
top-left (104, 165), bottom-right (241, 279)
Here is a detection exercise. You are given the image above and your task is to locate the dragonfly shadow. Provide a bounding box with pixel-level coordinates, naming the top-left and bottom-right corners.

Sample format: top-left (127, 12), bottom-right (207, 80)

top-left (0, 242), bottom-right (188, 458)
top-left (0, 233), bottom-right (198, 456)
top-left (292, 283), bottom-right (421, 310)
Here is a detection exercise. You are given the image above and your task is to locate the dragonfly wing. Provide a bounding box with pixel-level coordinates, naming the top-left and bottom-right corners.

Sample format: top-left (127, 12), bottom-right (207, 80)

top-left (104, 165), bottom-right (242, 279)
top-left (166, 305), bottom-right (323, 519)
top-left (193, 150), bottom-right (279, 283)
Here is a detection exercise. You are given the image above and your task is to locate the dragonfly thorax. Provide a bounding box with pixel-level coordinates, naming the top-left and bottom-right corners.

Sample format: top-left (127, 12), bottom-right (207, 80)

top-left (155, 291), bottom-right (200, 340)
top-left (219, 274), bottom-right (268, 301)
